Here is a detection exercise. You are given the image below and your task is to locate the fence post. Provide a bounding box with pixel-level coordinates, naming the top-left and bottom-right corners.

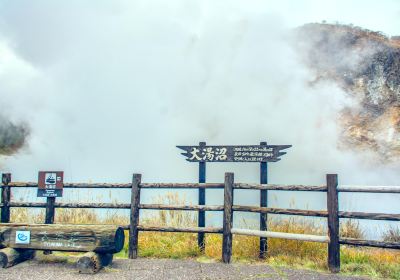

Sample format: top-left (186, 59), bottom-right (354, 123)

top-left (198, 141), bottom-right (206, 251)
top-left (45, 197), bottom-right (56, 224)
top-left (222, 172), bottom-right (234, 263)
top-left (259, 141), bottom-right (268, 258)
top-left (129, 173), bottom-right (142, 259)
top-left (44, 195), bottom-right (56, 255)
top-left (1, 173), bottom-right (11, 223)
top-left (327, 174), bottom-right (340, 273)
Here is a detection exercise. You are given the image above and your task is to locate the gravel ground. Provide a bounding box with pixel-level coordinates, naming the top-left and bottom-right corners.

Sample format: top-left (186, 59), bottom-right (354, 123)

top-left (0, 258), bottom-right (370, 280)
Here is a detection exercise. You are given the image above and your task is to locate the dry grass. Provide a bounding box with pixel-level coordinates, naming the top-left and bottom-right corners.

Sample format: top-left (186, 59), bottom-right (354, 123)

top-left (6, 192), bottom-right (400, 279)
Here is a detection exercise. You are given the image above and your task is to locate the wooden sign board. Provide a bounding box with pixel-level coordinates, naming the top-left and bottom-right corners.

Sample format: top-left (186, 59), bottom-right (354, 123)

top-left (177, 145), bottom-right (291, 162)
top-left (37, 171), bottom-right (64, 197)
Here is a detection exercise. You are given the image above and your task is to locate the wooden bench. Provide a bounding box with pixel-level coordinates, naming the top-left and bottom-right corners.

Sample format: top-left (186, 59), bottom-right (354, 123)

top-left (0, 223), bottom-right (125, 273)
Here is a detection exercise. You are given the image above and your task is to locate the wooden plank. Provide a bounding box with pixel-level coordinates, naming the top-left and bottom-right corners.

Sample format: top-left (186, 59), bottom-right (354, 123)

top-left (233, 205), bottom-right (328, 217)
top-left (0, 224), bottom-right (125, 253)
top-left (6, 182), bottom-right (223, 189)
top-left (140, 183), bottom-right (224, 189)
top-left (137, 226), bottom-right (223, 233)
top-left (10, 202), bottom-right (225, 211)
top-left (198, 141), bottom-right (206, 252)
top-left (222, 172), bottom-right (234, 264)
top-left (9, 202), bottom-right (46, 208)
top-left (327, 174), bottom-right (340, 273)
top-left (259, 143), bottom-right (268, 259)
top-left (0, 248), bottom-right (35, 268)
top-left (139, 204), bottom-right (223, 211)
top-left (234, 183), bottom-right (327, 191)
top-left (9, 202), bottom-right (131, 209)
top-left (339, 238), bottom-right (400, 249)
top-left (177, 144), bottom-right (291, 162)
top-left (338, 186), bottom-right (400, 193)
top-left (16, 182), bottom-right (399, 192)
top-left (231, 228), bottom-right (329, 243)
top-left (339, 211), bottom-right (400, 221)
top-left (56, 203), bottom-right (130, 209)
top-left (1, 174), bottom-right (11, 223)
top-left (7, 182), bottom-right (132, 189)
top-left (77, 251), bottom-right (113, 274)
top-left (129, 174), bottom-right (141, 259)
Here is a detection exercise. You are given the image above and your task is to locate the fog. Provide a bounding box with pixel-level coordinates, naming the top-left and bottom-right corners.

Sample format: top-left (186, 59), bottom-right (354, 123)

top-left (0, 1), bottom-right (399, 237)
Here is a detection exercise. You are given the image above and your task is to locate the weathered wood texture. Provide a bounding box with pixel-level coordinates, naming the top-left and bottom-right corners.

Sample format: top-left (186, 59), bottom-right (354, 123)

top-left (338, 186), bottom-right (400, 193)
top-left (339, 238), bottom-right (400, 249)
top-left (259, 143), bottom-right (268, 259)
top-left (140, 204), bottom-right (223, 211)
top-left (0, 248), bottom-right (35, 268)
top-left (177, 144), bottom-right (291, 162)
top-left (137, 226), bottom-right (223, 233)
top-left (234, 183), bottom-right (327, 191)
top-left (339, 211), bottom-right (400, 221)
top-left (0, 224), bottom-right (124, 253)
top-left (1, 174), bottom-right (11, 223)
top-left (9, 202), bottom-right (224, 211)
top-left (222, 172), bottom-right (234, 264)
top-left (327, 174), bottom-right (340, 273)
top-left (140, 183), bottom-right (224, 189)
top-left (7, 182), bottom-right (399, 192)
top-left (5, 182), bottom-right (329, 191)
top-left (233, 205), bottom-right (328, 217)
top-left (77, 251), bottom-right (113, 274)
top-left (198, 142), bottom-right (206, 252)
top-left (231, 228), bottom-right (329, 243)
top-left (45, 197), bottom-right (56, 224)
top-left (9, 202), bottom-right (400, 222)
top-left (9, 202), bottom-right (131, 209)
top-left (44, 196), bottom-right (56, 255)
top-left (6, 182), bottom-right (132, 189)
top-left (129, 174), bottom-right (141, 259)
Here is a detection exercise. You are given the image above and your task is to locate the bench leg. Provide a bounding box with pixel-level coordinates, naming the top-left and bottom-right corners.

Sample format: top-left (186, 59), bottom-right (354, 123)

top-left (0, 248), bottom-right (35, 268)
top-left (77, 252), bottom-right (113, 274)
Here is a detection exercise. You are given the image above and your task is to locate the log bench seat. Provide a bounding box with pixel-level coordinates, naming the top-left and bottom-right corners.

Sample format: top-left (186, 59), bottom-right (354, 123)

top-left (0, 223), bottom-right (125, 273)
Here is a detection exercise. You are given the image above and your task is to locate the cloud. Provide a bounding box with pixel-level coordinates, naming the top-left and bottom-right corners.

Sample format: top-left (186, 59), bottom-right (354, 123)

top-left (0, 2), bottom-right (397, 186)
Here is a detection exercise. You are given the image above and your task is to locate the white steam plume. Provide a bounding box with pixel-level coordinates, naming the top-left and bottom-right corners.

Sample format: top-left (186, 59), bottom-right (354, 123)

top-left (0, 1), bottom-right (399, 236)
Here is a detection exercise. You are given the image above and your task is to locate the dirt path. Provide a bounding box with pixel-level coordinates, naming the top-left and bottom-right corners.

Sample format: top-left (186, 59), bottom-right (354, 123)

top-left (0, 258), bottom-right (369, 280)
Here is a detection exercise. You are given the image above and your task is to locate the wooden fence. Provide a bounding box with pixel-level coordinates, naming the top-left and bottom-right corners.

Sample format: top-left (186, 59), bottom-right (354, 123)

top-left (1, 172), bottom-right (400, 273)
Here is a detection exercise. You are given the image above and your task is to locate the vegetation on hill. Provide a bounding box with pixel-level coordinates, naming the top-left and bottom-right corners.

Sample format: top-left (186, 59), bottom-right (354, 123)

top-left (295, 23), bottom-right (400, 161)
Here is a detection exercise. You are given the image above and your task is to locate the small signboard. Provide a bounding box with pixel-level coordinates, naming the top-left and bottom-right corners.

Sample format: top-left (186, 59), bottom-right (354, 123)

top-left (177, 145), bottom-right (291, 162)
top-left (37, 171), bottom-right (64, 197)
top-left (15, 231), bottom-right (30, 244)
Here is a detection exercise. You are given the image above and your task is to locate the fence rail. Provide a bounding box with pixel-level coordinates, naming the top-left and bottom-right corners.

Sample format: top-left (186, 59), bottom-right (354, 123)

top-left (1, 172), bottom-right (400, 273)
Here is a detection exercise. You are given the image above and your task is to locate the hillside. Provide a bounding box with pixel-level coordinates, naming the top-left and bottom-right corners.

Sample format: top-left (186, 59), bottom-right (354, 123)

top-left (0, 116), bottom-right (28, 156)
top-left (295, 23), bottom-right (400, 160)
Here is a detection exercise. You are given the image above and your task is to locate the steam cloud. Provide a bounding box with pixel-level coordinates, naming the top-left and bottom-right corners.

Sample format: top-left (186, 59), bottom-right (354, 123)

top-left (0, 2), bottom-right (399, 191)
top-left (0, 1), bottom-right (399, 238)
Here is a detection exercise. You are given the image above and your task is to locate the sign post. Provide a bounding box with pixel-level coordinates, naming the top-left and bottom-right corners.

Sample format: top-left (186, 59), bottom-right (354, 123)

top-left (198, 142), bottom-right (206, 251)
top-left (259, 141), bottom-right (268, 258)
top-left (177, 142), bottom-right (291, 256)
top-left (37, 171), bottom-right (64, 255)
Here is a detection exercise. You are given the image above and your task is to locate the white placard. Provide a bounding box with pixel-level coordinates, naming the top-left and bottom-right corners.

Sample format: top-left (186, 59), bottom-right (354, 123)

top-left (15, 231), bottom-right (30, 244)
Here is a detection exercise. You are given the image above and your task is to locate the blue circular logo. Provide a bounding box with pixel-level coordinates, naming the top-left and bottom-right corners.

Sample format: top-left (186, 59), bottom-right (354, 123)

top-left (17, 233), bottom-right (28, 242)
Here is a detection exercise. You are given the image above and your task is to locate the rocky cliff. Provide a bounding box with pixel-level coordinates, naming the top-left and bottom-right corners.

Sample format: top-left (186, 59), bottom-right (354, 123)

top-left (295, 23), bottom-right (400, 160)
